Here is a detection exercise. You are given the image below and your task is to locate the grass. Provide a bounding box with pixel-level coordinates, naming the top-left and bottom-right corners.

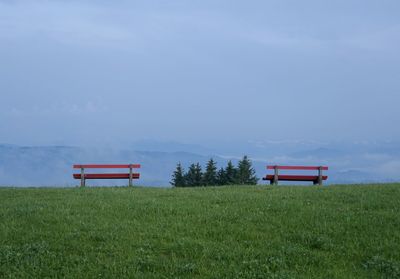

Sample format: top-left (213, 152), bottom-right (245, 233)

top-left (1, 184), bottom-right (400, 278)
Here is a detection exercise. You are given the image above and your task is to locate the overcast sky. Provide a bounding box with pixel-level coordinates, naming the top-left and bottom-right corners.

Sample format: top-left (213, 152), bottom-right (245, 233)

top-left (1, 0), bottom-right (399, 146)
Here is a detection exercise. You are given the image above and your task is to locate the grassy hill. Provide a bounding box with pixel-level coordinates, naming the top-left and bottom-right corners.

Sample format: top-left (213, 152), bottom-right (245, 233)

top-left (1, 184), bottom-right (400, 278)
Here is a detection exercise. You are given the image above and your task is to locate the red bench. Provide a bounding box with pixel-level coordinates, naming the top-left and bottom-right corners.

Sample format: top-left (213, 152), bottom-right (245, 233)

top-left (262, 165), bottom-right (328, 185)
top-left (73, 164), bottom-right (141, 187)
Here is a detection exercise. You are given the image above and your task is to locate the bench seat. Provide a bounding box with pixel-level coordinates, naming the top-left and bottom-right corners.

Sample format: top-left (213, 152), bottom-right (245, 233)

top-left (73, 164), bottom-right (141, 187)
top-left (73, 173), bottom-right (140, 180)
top-left (264, 165), bottom-right (328, 185)
top-left (263, 175), bottom-right (328, 182)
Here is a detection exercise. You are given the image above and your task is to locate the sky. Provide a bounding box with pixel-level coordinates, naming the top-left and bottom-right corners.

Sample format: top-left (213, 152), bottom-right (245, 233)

top-left (1, 0), bottom-right (400, 147)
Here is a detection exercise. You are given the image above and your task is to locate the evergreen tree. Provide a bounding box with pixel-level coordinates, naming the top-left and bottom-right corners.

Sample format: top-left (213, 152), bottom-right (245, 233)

top-left (185, 163), bottom-right (203, 187)
top-left (185, 163), bottom-right (196, 187)
top-left (203, 159), bottom-right (218, 186)
top-left (236, 155), bottom-right (258, 185)
top-left (225, 160), bottom-right (237, 185)
top-left (170, 162), bottom-right (186, 187)
top-left (216, 167), bottom-right (227, 186)
top-left (194, 163), bottom-right (204, 186)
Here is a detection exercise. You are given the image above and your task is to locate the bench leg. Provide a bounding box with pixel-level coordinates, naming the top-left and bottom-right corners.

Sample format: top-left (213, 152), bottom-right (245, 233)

top-left (80, 168), bottom-right (85, 187)
top-left (313, 180), bottom-right (322, 186)
top-left (270, 178), bottom-right (278, 185)
top-left (129, 166), bottom-right (133, 187)
top-left (273, 166), bottom-right (278, 185)
top-left (318, 166), bottom-right (323, 185)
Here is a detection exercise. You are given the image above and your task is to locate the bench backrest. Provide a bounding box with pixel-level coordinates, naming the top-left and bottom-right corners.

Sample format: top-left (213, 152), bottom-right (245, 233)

top-left (267, 165), bottom-right (328, 170)
top-left (73, 164), bottom-right (141, 187)
top-left (73, 164), bottom-right (141, 169)
top-left (266, 165), bottom-right (328, 185)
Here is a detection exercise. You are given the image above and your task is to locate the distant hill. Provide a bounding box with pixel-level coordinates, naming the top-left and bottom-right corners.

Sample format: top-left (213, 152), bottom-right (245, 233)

top-left (0, 145), bottom-right (217, 186)
top-left (1, 140), bottom-right (400, 186)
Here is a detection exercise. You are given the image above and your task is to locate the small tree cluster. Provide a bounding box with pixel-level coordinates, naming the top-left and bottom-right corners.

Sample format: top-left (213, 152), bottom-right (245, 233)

top-left (171, 156), bottom-right (258, 187)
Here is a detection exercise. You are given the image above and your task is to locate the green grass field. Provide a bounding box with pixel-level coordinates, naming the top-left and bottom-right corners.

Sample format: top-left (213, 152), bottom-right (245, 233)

top-left (1, 184), bottom-right (400, 278)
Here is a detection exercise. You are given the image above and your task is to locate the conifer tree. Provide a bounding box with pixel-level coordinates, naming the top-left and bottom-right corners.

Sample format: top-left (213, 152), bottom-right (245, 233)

top-left (225, 160), bottom-right (237, 185)
top-left (170, 162), bottom-right (186, 187)
top-left (194, 162), bottom-right (203, 186)
top-left (216, 167), bottom-right (227, 186)
top-left (185, 163), bottom-right (196, 187)
top-left (203, 159), bottom-right (218, 186)
top-left (185, 163), bottom-right (203, 187)
top-left (236, 155), bottom-right (258, 185)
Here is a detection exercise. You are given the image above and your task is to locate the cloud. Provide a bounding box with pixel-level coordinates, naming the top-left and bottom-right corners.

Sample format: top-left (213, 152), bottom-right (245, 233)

top-left (1, 0), bottom-right (400, 145)
top-left (2, 100), bottom-right (108, 117)
top-left (0, 1), bottom-right (133, 48)
top-left (377, 160), bottom-right (400, 178)
top-left (342, 24), bottom-right (400, 51)
top-left (2, 0), bottom-right (399, 54)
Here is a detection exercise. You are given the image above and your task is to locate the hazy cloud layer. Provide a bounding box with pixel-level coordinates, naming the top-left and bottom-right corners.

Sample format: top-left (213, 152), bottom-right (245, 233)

top-left (1, 141), bottom-right (399, 186)
top-left (1, 0), bottom-right (400, 146)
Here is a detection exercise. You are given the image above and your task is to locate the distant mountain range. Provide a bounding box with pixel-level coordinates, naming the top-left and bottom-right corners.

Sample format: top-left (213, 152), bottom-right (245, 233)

top-left (1, 140), bottom-right (399, 186)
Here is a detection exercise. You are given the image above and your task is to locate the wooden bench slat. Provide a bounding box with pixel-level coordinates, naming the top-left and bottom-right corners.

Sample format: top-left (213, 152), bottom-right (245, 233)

top-left (73, 164), bottom-right (141, 169)
top-left (263, 175), bottom-right (328, 181)
top-left (267, 166), bottom-right (328, 170)
top-left (73, 163), bottom-right (141, 187)
top-left (73, 173), bottom-right (140, 180)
